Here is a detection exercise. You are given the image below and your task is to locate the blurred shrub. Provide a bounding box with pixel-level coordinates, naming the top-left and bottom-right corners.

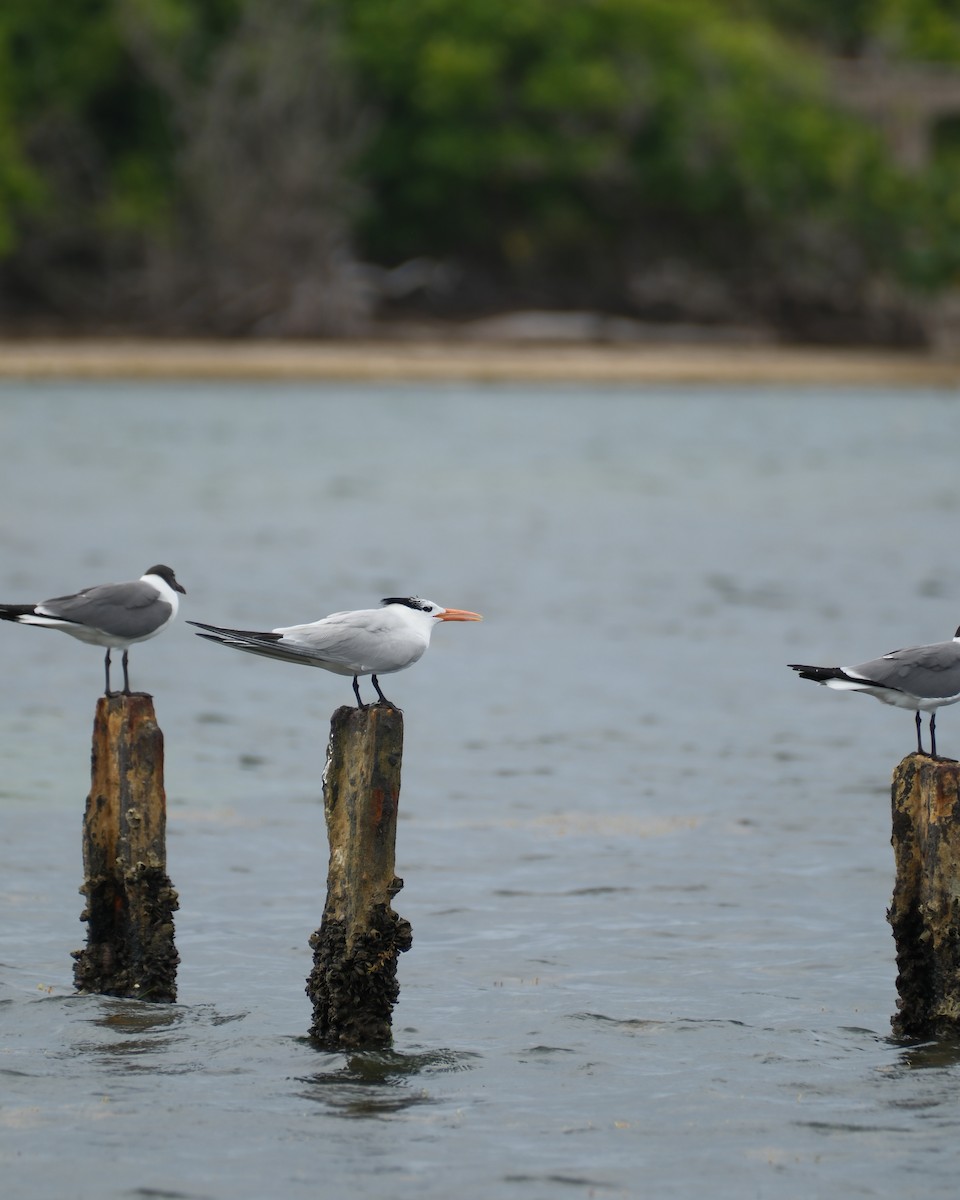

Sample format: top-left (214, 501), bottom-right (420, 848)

top-left (0, 0), bottom-right (367, 333)
top-left (343, 0), bottom-right (950, 337)
top-left (2, 0), bottom-right (960, 339)
top-left (873, 0), bottom-right (960, 60)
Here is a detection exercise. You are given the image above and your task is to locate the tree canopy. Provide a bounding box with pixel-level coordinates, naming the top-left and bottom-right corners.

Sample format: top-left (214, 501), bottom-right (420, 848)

top-left (2, 0), bottom-right (960, 341)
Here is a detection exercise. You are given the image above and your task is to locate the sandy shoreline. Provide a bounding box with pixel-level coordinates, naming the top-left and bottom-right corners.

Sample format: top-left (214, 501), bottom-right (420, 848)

top-left (0, 337), bottom-right (958, 385)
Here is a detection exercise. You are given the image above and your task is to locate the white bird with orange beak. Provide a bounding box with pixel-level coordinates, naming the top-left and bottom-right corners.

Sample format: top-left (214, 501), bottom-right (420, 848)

top-left (189, 596), bottom-right (482, 708)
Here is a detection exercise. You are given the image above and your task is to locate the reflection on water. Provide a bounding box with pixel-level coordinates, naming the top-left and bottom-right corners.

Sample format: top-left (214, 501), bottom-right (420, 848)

top-left (894, 1037), bottom-right (960, 1071)
top-left (63, 1001), bottom-right (255, 1077)
top-left (317, 1047), bottom-right (480, 1081)
top-left (2, 382), bottom-right (960, 1198)
top-left (299, 1047), bottom-right (480, 1117)
top-left (94, 1004), bottom-right (184, 1036)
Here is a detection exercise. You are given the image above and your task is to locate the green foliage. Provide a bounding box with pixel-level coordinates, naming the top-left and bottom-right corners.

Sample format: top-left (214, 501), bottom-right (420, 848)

top-left (0, 26), bottom-right (41, 254)
top-left (0, 0), bottom-right (173, 253)
top-left (342, 0), bottom-right (913, 301)
top-left (721, 0), bottom-right (960, 59)
top-left (0, 0), bottom-right (262, 253)
top-left (722, 0), bottom-right (878, 53)
top-left (874, 0), bottom-right (960, 60)
top-left (3, 0), bottom-right (960, 332)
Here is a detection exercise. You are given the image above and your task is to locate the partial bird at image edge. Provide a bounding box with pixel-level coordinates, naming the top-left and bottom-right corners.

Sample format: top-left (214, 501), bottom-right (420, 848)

top-left (789, 624), bottom-right (960, 759)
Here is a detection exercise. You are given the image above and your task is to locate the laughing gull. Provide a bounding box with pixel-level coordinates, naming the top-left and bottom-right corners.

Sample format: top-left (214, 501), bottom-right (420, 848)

top-left (789, 627), bottom-right (960, 757)
top-left (189, 596), bottom-right (482, 708)
top-left (0, 564), bottom-right (186, 695)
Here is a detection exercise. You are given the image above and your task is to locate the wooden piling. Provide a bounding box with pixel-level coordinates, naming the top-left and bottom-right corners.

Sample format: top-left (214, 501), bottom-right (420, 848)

top-left (306, 704), bottom-right (412, 1048)
top-left (72, 693), bottom-right (179, 1002)
top-left (889, 752), bottom-right (960, 1038)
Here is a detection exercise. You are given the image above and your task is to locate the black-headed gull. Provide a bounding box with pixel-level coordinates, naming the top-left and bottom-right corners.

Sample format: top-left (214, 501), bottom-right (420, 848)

top-left (0, 564), bottom-right (186, 695)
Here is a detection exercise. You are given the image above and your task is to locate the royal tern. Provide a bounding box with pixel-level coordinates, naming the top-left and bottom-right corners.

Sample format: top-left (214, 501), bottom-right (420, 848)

top-left (0, 564), bottom-right (186, 695)
top-left (189, 596), bottom-right (482, 708)
top-left (789, 627), bottom-right (960, 757)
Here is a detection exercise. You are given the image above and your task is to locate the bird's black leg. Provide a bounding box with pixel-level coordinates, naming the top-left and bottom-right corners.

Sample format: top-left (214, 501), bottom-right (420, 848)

top-left (104, 649), bottom-right (114, 697)
top-left (352, 675), bottom-right (366, 710)
top-left (916, 711), bottom-right (923, 755)
top-left (371, 674), bottom-right (393, 707)
top-left (121, 650), bottom-right (131, 696)
top-left (930, 712), bottom-right (938, 759)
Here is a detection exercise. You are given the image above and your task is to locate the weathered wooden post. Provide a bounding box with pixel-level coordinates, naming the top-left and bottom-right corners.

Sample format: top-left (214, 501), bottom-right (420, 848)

top-left (72, 693), bottom-right (179, 1002)
top-left (889, 752), bottom-right (960, 1038)
top-left (306, 703), bottom-right (412, 1048)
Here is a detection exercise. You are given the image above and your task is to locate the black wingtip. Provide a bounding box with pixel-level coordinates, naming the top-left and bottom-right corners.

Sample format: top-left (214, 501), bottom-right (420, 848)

top-left (186, 619), bottom-right (216, 631)
top-left (0, 604), bottom-right (38, 621)
top-left (788, 663), bottom-right (843, 683)
top-left (187, 620), bottom-right (284, 644)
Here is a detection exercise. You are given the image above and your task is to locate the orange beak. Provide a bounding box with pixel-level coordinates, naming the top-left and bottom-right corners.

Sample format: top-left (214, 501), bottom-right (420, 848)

top-left (435, 608), bottom-right (483, 622)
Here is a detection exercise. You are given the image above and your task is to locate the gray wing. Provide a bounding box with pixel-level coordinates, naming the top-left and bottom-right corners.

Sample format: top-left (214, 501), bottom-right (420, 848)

top-left (38, 581), bottom-right (171, 639)
top-left (276, 611), bottom-right (425, 673)
top-left (853, 642), bottom-right (960, 699)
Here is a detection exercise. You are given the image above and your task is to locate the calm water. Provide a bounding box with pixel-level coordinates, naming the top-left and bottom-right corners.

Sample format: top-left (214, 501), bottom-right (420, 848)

top-left (2, 381), bottom-right (960, 1198)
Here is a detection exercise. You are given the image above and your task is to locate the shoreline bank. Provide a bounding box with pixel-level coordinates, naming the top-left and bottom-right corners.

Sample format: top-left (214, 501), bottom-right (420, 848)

top-left (0, 337), bottom-right (958, 385)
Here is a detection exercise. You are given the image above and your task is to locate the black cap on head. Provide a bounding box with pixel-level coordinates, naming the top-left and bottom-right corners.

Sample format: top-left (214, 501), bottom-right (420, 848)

top-left (382, 596), bottom-right (430, 611)
top-left (146, 564), bottom-right (186, 594)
